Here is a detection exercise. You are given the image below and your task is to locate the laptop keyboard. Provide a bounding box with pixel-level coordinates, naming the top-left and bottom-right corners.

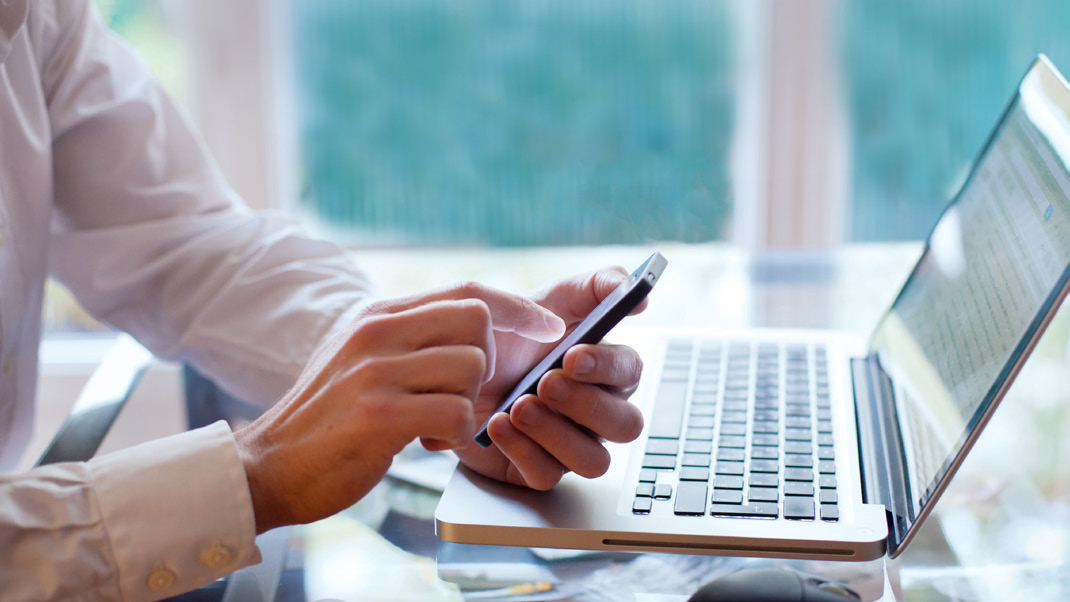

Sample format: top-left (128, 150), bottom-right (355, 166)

top-left (632, 339), bottom-right (840, 522)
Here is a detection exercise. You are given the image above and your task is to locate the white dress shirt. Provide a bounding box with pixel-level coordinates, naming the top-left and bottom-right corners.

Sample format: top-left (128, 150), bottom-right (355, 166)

top-left (0, 1), bottom-right (373, 599)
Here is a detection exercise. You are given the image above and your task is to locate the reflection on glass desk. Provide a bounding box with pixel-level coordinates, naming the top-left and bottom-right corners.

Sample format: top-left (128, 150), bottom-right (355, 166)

top-left (214, 243), bottom-right (1070, 601)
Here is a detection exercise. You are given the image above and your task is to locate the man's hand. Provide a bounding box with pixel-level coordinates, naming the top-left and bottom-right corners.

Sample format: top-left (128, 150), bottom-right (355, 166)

top-left (455, 267), bottom-right (647, 490)
top-left (234, 283), bottom-right (565, 534)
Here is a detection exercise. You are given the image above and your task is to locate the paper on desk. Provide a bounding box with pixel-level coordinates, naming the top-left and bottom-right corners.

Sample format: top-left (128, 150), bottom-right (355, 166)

top-left (386, 442), bottom-right (458, 492)
top-left (437, 562), bottom-right (558, 590)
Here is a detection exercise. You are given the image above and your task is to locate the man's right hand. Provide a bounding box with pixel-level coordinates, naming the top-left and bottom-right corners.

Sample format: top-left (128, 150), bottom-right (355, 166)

top-left (233, 283), bottom-right (565, 534)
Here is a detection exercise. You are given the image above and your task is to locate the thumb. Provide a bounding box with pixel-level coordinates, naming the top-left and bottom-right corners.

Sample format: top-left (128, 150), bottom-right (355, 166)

top-left (530, 266), bottom-right (647, 325)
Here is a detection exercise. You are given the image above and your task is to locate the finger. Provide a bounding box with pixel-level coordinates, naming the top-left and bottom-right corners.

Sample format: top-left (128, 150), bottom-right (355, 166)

top-left (366, 282), bottom-right (566, 343)
top-left (396, 393), bottom-right (477, 448)
top-left (353, 345), bottom-right (487, 399)
top-left (352, 300), bottom-right (498, 379)
top-left (484, 410), bottom-right (567, 490)
top-left (562, 343), bottom-right (644, 395)
top-left (507, 396), bottom-right (612, 479)
top-left (530, 266), bottom-right (649, 325)
top-left (537, 370), bottom-right (645, 444)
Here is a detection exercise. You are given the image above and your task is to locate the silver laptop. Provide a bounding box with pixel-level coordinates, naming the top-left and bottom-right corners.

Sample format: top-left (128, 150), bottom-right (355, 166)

top-left (435, 55), bottom-right (1070, 561)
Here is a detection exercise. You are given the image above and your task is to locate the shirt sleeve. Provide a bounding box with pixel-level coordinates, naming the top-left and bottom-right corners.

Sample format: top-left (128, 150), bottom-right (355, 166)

top-left (37, 0), bottom-right (374, 407)
top-left (0, 422), bottom-right (261, 601)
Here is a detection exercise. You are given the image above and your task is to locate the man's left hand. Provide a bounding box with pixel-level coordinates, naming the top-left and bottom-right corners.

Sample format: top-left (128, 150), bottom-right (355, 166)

top-left (455, 266), bottom-right (647, 490)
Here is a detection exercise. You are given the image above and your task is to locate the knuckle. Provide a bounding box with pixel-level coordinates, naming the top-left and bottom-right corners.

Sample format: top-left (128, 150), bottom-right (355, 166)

top-left (450, 280), bottom-right (486, 300)
top-left (346, 313), bottom-right (391, 348)
top-left (440, 395), bottom-right (475, 432)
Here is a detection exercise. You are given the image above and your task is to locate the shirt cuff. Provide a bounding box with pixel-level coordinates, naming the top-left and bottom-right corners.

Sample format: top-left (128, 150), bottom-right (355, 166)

top-left (88, 421), bottom-right (261, 600)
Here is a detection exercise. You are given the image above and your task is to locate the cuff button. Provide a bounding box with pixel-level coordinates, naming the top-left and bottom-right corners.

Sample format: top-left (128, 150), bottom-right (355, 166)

top-left (201, 544), bottom-right (232, 568)
top-left (146, 568), bottom-right (176, 592)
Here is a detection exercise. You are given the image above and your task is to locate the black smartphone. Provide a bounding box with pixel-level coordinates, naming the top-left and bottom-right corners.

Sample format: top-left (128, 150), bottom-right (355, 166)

top-left (473, 252), bottom-right (667, 448)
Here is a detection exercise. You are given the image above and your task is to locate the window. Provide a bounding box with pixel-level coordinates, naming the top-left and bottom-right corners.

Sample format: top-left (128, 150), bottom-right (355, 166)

top-left (290, 1), bottom-right (737, 246)
top-left (842, 0), bottom-right (1070, 240)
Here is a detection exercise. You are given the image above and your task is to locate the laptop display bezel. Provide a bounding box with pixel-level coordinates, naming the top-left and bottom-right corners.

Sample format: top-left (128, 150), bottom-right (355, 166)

top-left (866, 55), bottom-right (1070, 558)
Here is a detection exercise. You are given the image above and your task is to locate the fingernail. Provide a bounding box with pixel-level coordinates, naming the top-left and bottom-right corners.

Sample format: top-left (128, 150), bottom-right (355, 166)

top-left (544, 312), bottom-right (566, 337)
top-left (516, 400), bottom-right (542, 427)
top-left (573, 352), bottom-right (595, 376)
top-left (543, 375), bottom-right (569, 402)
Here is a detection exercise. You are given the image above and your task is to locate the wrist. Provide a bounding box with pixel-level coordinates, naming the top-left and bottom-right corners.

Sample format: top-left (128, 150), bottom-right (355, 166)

top-left (234, 426), bottom-right (282, 535)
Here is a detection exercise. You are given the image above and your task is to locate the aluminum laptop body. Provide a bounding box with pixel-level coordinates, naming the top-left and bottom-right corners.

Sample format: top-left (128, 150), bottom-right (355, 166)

top-left (435, 55), bottom-right (1070, 561)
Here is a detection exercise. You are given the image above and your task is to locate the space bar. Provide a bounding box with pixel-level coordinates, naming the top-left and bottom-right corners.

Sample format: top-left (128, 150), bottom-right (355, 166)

top-left (647, 381), bottom-right (687, 439)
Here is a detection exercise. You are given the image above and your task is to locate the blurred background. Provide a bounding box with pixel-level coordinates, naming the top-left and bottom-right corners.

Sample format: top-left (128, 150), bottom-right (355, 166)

top-left (51, 0), bottom-right (1070, 328)
top-left (88, 0), bottom-right (1070, 246)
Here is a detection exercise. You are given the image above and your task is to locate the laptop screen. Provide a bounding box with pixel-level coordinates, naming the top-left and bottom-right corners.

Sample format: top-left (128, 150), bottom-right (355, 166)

top-left (869, 57), bottom-right (1070, 519)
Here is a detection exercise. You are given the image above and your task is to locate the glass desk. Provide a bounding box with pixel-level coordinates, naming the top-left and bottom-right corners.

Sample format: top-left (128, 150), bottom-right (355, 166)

top-left (194, 242), bottom-right (1070, 601)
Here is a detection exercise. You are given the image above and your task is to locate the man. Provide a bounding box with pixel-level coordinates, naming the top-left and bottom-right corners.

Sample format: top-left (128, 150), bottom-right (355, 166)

top-left (0, 1), bottom-right (645, 599)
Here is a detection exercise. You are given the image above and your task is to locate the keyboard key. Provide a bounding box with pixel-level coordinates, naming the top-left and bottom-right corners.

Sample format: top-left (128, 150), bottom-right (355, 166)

top-left (785, 454), bottom-right (814, 468)
top-left (748, 487), bottom-right (778, 503)
top-left (654, 484), bottom-right (673, 499)
top-left (642, 454), bottom-right (676, 470)
top-left (785, 428), bottom-right (811, 441)
top-left (709, 502), bottom-right (778, 518)
top-left (784, 482), bottom-right (815, 497)
top-left (819, 475), bottom-right (837, 489)
top-left (784, 468), bottom-right (814, 482)
top-left (692, 392), bottom-right (718, 404)
top-left (819, 490), bottom-right (838, 504)
top-left (784, 441), bottom-right (813, 455)
top-left (749, 473), bottom-right (779, 487)
top-left (684, 440), bottom-right (713, 454)
top-left (723, 401), bottom-right (748, 412)
top-left (633, 498), bottom-right (653, 513)
top-left (714, 475), bottom-right (744, 489)
top-left (686, 428), bottom-right (715, 441)
top-left (818, 434), bottom-right (835, 446)
top-left (715, 461), bottom-right (745, 476)
top-left (645, 439), bottom-right (679, 455)
top-left (818, 461), bottom-right (837, 474)
top-left (638, 469), bottom-right (657, 483)
top-left (785, 417), bottom-right (811, 429)
top-left (716, 448), bottom-right (745, 462)
top-left (636, 483), bottom-right (655, 497)
top-left (680, 467), bottom-right (711, 481)
top-left (722, 411), bottom-right (748, 424)
top-left (674, 482), bottom-right (708, 515)
top-left (712, 489), bottom-right (743, 504)
top-left (683, 453), bottom-right (712, 467)
top-left (752, 421), bottom-right (779, 434)
top-left (749, 459), bottom-right (779, 473)
top-left (719, 423), bottom-right (746, 436)
top-left (753, 410), bottom-right (778, 422)
top-left (752, 434), bottom-right (778, 447)
top-left (719, 436), bottom-right (746, 448)
top-left (817, 420), bottom-right (834, 434)
top-left (750, 446), bottom-right (779, 460)
top-left (820, 505), bottom-right (840, 521)
top-left (648, 381), bottom-right (688, 439)
top-left (690, 405), bottom-right (717, 417)
top-left (689, 415), bottom-right (717, 428)
top-left (784, 497), bottom-right (815, 520)
top-left (818, 447), bottom-right (835, 460)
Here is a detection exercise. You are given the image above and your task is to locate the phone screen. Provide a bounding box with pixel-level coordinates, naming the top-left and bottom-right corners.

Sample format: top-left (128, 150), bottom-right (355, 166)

top-left (473, 252), bottom-right (667, 447)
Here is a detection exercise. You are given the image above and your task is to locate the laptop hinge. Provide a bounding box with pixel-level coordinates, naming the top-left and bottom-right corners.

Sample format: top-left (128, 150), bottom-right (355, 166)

top-left (852, 354), bottom-right (913, 554)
